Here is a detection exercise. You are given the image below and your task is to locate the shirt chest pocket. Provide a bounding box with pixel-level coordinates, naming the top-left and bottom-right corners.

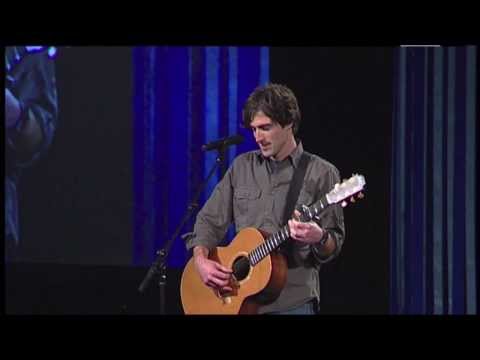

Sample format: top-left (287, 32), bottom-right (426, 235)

top-left (233, 186), bottom-right (262, 229)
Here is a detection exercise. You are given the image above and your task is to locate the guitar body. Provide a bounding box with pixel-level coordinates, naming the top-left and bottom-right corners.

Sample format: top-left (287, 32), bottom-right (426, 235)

top-left (180, 227), bottom-right (287, 314)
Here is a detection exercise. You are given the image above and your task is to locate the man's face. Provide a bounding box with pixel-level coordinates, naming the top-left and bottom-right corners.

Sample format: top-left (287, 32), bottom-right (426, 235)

top-left (250, 112), bottom-right (292, 160)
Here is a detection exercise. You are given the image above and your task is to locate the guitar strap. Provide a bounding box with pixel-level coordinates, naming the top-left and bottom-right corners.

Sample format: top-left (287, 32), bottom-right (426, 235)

top-left (282, 151), bottom-right (311, 225)
top-left (279, 151), bottom-right (311, 266)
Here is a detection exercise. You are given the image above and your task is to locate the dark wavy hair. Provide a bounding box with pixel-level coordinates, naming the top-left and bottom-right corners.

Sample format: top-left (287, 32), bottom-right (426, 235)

top-left (242, 83), bottom-right (301, 134)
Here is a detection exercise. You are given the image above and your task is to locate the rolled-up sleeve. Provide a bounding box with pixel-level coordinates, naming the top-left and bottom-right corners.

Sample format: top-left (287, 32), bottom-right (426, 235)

top-left (310, 164), bottom-right (345, 264)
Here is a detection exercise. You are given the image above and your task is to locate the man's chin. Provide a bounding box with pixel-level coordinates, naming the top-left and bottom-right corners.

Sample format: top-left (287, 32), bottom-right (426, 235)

top-left (260, 149), bottom-right (272, 157)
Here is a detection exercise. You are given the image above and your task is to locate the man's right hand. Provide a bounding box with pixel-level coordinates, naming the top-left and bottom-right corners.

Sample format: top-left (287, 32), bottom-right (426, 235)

top-left (193, 249), bottom-right (233, 292)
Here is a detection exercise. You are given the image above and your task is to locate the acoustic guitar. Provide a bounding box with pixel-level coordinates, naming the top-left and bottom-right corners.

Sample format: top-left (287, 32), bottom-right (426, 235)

top-left (180, 174), bottom-right (366, 314)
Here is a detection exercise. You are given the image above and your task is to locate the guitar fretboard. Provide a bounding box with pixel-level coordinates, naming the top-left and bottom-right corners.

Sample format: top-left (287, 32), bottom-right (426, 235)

top-left (248, 225), bottom-right (291, 266)
top-left (247, 196), bottom-right (328, 266)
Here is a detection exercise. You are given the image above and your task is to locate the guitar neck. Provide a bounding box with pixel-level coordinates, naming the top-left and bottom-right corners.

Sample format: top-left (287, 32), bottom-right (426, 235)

top-left (247, 194), bottom-right (329, 266)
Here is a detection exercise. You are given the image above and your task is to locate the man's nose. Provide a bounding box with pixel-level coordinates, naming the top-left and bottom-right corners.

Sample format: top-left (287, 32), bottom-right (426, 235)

top-left (255, 130), bottom-right (264, 143)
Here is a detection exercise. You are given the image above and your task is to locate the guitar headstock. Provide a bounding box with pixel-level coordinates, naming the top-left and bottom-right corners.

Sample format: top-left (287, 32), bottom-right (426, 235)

top-left (326, 174), bottom-right (366, 208)
top-left (298, 173), bottom-right (366, 222)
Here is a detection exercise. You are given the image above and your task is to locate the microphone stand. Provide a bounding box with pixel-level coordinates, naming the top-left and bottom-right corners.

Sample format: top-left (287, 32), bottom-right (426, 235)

top-left (138, 145), bottom-right (229, 314)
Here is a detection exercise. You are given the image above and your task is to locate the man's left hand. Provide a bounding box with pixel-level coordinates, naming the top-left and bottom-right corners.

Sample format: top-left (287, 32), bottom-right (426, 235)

top-left (288, 209), bottom-right (325, 244)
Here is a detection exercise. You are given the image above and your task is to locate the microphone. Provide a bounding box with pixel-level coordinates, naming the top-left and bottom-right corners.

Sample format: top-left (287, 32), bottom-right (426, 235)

top-left (202, 134), bottom-right (244, 151)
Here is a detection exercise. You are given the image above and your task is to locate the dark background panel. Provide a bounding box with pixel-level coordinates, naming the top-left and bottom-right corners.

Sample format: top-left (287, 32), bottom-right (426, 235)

top-left (17, 46), bottom-right (133, 266)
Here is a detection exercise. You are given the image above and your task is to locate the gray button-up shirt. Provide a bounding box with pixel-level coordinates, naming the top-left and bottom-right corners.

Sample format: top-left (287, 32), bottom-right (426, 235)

top-left (186, 142), bottom-right (345, 313)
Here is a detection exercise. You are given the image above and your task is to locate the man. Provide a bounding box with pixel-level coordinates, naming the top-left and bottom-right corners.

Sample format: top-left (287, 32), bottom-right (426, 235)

top-left (5, 46), bottom-right (58, 261)
top-left (186, 83), bottom-right (344, 314)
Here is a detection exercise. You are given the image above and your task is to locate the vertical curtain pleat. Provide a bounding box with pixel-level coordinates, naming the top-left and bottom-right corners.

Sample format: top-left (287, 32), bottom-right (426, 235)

top-left (133, 46), bottom-right (269, 267)
top-left (391, 46), bottom-right (477, 314)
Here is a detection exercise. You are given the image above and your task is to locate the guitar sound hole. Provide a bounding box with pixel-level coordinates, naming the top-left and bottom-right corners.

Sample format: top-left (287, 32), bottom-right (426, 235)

top-left (232, 256), bottom-right (250, 281)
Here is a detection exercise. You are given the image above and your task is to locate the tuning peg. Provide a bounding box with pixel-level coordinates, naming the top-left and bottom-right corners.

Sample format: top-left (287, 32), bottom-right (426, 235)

top-left (341, 201), bottom-right (348, 208)
top-left (350, 196), bottom-right (356, 203)
top-left (357, 192), bottom-right (364, 199)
